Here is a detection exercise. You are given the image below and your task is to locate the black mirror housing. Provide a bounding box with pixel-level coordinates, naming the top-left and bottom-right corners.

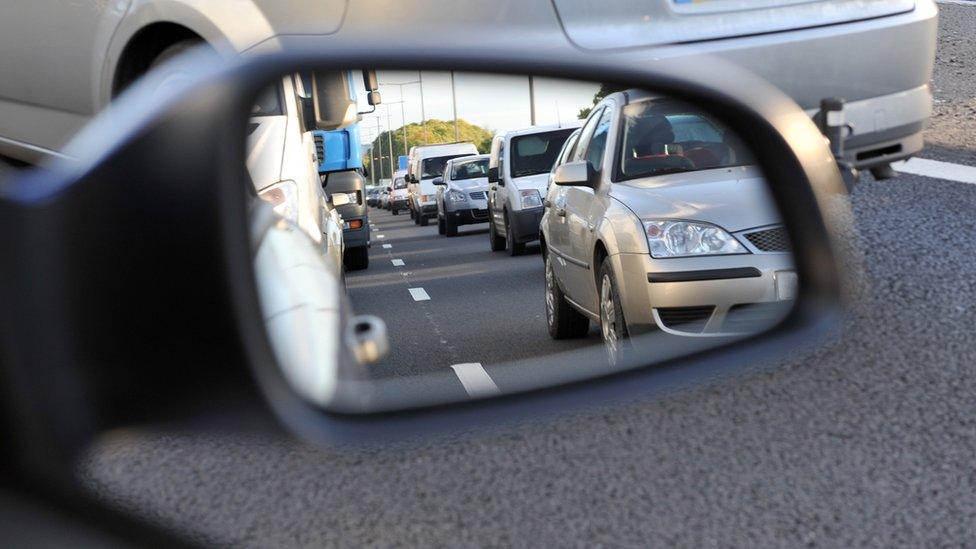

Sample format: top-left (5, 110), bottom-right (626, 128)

top-left (487, 166), bottom-right (499, 183)
top-left (432, 177), bottom-right (445, 186)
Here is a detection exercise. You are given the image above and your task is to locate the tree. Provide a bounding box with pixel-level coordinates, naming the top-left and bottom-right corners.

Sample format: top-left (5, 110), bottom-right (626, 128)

top-left (578, 83), bottom-right (628, 119)
top-left (365, 118), bottom-right (494, 180)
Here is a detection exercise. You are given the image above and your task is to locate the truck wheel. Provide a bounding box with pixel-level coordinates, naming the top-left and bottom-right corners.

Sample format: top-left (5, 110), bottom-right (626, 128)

top-left (545, 254), bottom-right (589, 339)
top-left (445, 215), bottom-right (458, 237)
top-left (344, 247), bottom-right (369, 271)
top-left (505, 212), bottom-right (525, 256)
top-left (489, 215), bottom-right (506, 252)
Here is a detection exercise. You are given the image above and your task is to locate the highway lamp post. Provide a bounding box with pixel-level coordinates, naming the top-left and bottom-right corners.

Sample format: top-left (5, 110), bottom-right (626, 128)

top-left (379, 79), bottom-right (424, 148)
top-left (450, 70), bottom-right (459, 141)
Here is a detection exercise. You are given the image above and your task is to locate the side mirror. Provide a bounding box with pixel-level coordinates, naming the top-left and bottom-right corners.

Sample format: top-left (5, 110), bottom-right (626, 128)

top-left (487, 166), bottom-right (498, 183)
top-left (362, 70), bottom-right (381, 106)
top-left (331, 193), bottom-right (352, 207)
top-left (311, 71), bottom-right (357, 130)
top-left (553, 161), bottom-right (597, 188)
top-left (386, 186), bottom-right (392, 192)
top-left (432, 177), bottom-right (445, 186)
top-left (409, 174), bottom-right (418, 183)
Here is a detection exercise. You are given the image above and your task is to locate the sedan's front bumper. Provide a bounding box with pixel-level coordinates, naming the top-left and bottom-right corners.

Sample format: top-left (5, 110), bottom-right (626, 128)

top-left (612, 252), bottom-right (795, 337)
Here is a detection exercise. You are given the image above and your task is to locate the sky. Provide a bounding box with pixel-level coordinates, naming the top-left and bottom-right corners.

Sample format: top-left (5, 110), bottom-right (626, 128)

top-left (356, 70), bottom-right (600, 147)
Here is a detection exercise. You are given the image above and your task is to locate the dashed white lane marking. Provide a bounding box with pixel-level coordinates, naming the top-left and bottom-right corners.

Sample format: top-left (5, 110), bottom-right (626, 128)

top-left (408, 287), bottom-right (430, 301)
top-left (450, 363), bottom-right (501, 398)
top-left (376, 234), bottom-right (385, 239)
top-left (391, 259), bottom-right (405, 266)
top-left (893, 158), bottom-right (976, 185)
top-left (382, 244), bottom-right (392, 249)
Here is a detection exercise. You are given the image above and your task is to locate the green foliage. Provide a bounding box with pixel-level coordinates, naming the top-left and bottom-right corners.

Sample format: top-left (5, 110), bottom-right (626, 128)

top-left (578, 83), bottom-right (627, 120)
top-left (363, 118), bottom-right (494, 180)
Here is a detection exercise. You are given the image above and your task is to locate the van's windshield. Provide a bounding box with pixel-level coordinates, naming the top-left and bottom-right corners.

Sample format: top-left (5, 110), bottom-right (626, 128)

top-left (421, 154), bottom-right (474, 179)
top-left (510, 129), bottom-right (577, 178)
top-left (251, 83), bottom-right (284, 117)
top-left (394, 178), bottom-right (407, 189)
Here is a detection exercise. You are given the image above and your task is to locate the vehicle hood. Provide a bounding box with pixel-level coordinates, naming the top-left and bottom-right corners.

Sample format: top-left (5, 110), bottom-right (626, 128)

top-left (510, 173), bottom-right (550, 192)
top-left (609, 166), bottom-right (780, 233)
top-left (246, 116), bottom-right (285, 191)
top-left (448, 177), bottom-right (488, 192)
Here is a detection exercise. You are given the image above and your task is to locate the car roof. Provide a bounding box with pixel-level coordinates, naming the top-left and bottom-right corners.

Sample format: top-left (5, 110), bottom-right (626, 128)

top-left (447, 153), bottom-right (490, 164)
top-left (500, 121), bottom-right (583, 140)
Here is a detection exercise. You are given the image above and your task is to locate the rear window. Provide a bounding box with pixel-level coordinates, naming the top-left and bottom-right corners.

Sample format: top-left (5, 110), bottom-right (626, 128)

top-left (617, 99), bottom-right (753, 181)
top-left (510, 129), bottom-right (576, 178)
top-left (421, 154), bottom-right (473, 179)
top-left (451, 158), bottom-right (489, 180)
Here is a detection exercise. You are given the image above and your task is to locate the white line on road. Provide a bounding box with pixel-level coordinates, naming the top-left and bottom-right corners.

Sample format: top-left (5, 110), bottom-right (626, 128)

top-left (377, 234), bottom-right (385, 239)
top-left (382, 244), bottom-right (392, 249)
top-left (450, 363), bottom-right (501, 398)
top-left (893, 158), bottom-right (976, 185)
top-left (408, 287), bottom-right (430, 301)
top-left (391, 259), bottom-right (405, 266)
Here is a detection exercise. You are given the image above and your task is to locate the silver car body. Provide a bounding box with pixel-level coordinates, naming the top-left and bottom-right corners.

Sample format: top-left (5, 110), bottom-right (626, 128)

top-left (0, 0), bottom-right (935, 170)
top-left (541, 91), bottom-right (794, 339)
top-left (436, 154), bottom-right (490, 226)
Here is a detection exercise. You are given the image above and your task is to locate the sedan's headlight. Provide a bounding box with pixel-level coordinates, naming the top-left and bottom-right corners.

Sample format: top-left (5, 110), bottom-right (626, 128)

top-left (643, 220), bottom-right (748, 258)
top-left (447, 190), bottom-right (467, 202)
top-left (519, 189), bottom-right (543, 209)
top-left (259, 180), bottom-right (299, 223)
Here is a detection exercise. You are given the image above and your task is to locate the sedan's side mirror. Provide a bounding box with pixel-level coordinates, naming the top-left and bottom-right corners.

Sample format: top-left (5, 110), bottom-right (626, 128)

top-left (487, 166), bottom-right (498, 183)
top-left (553, 161), bottom-right (597, 188)
top-left (432, 177), bottom-right (445, 186)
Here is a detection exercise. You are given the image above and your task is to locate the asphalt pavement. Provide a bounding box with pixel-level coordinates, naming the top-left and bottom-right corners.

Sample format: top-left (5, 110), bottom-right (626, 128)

top-left (7, 3), bottom-right (976, 547)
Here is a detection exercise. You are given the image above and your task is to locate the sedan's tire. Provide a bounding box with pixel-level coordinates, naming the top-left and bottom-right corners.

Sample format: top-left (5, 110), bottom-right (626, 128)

top-left (438, 215), bottom-right (446, 235)
top-left (488, 215), bottom-right (506, 252)
top-left (444, 215), bottom-right (458, 237)
top-left (419, 214), bottom-right (429, 227)
top-left (345, 246), bottom-right (369, 271)
top-left (598, 258), bottom-right (630, 367)
top-left (545, 255), bottom-right (589, 339)
top-left (505, 213), bottom-right (526, 256)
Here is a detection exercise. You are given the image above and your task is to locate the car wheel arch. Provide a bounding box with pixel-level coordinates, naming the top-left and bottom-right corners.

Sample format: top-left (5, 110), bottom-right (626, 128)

top-left (112, 22), bottom-right (209, 98)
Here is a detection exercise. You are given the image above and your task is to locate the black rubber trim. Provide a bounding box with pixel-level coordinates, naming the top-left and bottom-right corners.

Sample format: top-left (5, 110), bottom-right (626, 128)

top-left (648, 267), bottom-right (761, 283)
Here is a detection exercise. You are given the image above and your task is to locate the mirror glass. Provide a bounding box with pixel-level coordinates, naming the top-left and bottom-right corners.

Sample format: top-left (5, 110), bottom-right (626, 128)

top-left (246, 69), bottom-right (795, 413)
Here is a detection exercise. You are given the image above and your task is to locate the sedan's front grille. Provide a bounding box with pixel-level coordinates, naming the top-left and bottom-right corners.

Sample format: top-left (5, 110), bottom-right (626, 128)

top-left (656, 306), bottom-right (715, 333)
top-left (744, 226), bottom-right (790, 252)
top-left (469, 191), bottom-right (487, 200)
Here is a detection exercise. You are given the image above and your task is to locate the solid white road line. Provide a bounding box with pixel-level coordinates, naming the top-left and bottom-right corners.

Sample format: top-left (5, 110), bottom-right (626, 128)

top-left (391, 259), bottom-right (405, 266)
top-left (408, 287), bottom-right (430, 301)
top-left (893, 158), bottom-right (976, 185)
top-left (450, 363), bottom-right (501, 398)
top-left (382, 244), bottom-right (392, 249)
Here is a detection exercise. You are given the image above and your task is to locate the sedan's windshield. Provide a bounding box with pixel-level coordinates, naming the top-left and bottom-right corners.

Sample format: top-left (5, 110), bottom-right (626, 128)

top-left (422, 154), bottom-right (473, 179)
top-left (617, 100), bottom-right (753, 181)
top-left (451, 158), bottom-right (489, 180)
top-left (510, 129), bottom-right (576, 178)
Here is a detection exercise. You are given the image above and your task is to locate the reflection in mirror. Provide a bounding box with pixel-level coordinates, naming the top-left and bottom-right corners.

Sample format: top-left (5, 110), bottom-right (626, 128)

top-left (246, 70), bottom-right (795, 414)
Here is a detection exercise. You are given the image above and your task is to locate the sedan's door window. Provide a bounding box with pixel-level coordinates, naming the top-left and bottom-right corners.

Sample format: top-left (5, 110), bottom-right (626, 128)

top-left (582, 108), bottom-right (613, 171)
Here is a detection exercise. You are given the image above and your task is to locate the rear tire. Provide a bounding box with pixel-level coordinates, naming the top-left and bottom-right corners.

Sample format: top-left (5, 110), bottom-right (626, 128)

top-left (598, 258), bottom-right (630, 367)
top-left (488, 214), bottom-right (506, 252)
top-left (545, 255), bottom-right (589, 339)
top-left (344, 247), bottom-right (369, 271)
top-left (505, 213), bottom-right (525, 256)
top-left (438, 215), bottom-right (446, 235)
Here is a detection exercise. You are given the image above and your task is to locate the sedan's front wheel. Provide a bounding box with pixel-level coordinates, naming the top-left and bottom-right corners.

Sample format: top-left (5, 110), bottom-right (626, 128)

top-left (598, 258), bottom-right (629, 367)
top-left (545, 255), bottom-right (589, 339)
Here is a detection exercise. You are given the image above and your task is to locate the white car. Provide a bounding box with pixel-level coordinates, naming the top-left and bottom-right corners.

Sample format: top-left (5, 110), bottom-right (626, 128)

top-left (486, 123), bottom-right (581, 256)
top-left (407, 142), bottom-right (479, 227)
top-left (389, 170), bottom-right (409, 215)
top-left (248, 74), bottom-right (344, 275)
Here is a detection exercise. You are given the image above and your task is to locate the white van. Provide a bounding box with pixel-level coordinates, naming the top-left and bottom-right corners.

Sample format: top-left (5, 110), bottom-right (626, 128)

top-left (389, 169), bottom-right (409, 215)
top-left (247, 74), bottom-right (345, 275)
top-left (407, 142), bottom-right (479, 226)
top-left (486, 122), bottom-right (582, 255)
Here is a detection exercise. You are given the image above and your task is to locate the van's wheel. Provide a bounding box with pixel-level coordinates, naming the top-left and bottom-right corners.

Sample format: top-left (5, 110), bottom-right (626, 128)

top-left (445, 215), bottom-right (458, 237)
top-left (344, 247), bottom-right (369, 271)
top-left (545, 254), bottom-right (589, 339)
top-left (391, 207), bottom-right (398, 215)
top-left (488, 214), bottom-right (506, 252)
top-left (505, 212), bottom-right (525, 256)
top-left (419, 214), bottom-right (429, 227)
top-left (437, 215), bottom-right (446, 235)
top-left (598, 258), bottom-right (629, 367)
